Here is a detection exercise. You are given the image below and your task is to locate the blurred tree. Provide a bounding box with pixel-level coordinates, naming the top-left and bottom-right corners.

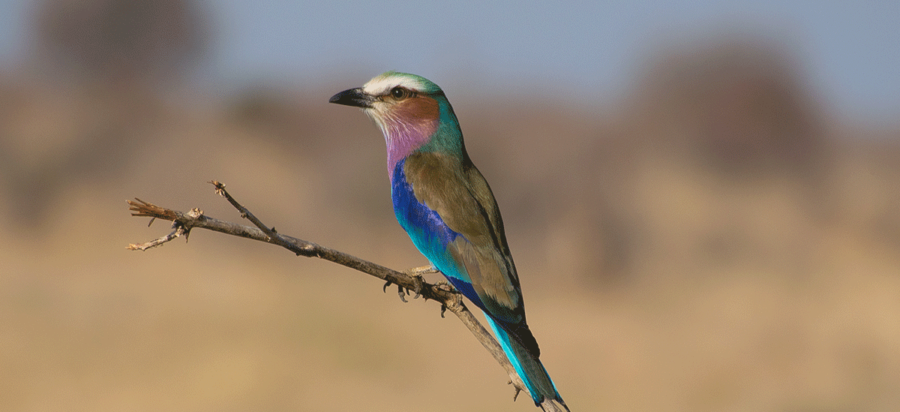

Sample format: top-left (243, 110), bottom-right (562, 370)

top-left (633, 37), bottom-right (827, 178)
top-left (33, 0), bottom-right (206, 85)
top-left (0, 0), bottom-right (208, 230)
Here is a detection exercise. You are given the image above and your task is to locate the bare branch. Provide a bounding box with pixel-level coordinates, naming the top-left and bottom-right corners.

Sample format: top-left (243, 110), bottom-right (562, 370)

top-left (126, 182), bottom-right (530, 400)
top-left (126, 224), bottom-right (186, 251)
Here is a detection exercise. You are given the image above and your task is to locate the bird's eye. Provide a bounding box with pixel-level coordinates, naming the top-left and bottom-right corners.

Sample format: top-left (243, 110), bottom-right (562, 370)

top-left (390, 87), bottom-right (407, 99)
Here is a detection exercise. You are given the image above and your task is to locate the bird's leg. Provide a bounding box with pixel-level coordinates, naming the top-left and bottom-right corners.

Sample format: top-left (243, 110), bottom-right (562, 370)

top-left (406, 265), bottom-right (439, 276)
top-left (404, 265), bottom-right (438, 299)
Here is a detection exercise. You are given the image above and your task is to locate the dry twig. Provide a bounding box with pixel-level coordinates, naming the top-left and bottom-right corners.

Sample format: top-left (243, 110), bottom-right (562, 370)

top-left (127, 181), bottom-right (529, 401)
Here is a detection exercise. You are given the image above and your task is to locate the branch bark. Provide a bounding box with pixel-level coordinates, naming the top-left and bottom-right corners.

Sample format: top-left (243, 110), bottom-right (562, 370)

top-left (127, 181), bottom-right (530, 404)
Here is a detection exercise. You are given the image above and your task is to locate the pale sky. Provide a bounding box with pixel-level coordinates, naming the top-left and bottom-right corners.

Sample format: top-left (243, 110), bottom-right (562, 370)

top-left (1, 1), bottom-right (898, 125)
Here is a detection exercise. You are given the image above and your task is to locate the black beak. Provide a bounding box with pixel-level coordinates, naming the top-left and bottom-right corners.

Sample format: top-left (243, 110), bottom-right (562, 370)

top-left (329, 87), bottom-right (375, 108)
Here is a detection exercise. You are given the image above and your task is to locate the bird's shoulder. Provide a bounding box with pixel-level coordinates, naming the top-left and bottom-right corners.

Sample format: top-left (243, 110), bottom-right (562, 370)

top-left (404, 151), bottom-right (528, 321)
top-left (402, 152), bottom-right (501, 241)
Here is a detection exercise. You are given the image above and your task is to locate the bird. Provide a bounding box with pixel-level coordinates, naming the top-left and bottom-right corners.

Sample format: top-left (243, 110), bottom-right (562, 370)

top-left (330, 71), bottom-right (568, 411)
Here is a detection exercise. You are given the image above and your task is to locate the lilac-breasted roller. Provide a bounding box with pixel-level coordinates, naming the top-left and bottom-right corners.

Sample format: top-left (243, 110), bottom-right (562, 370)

top-left (330, 72), bottom-right (568, 411)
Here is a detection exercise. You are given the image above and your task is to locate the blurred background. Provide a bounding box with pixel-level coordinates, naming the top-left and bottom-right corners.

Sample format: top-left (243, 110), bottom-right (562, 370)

top-left (1, 1), bottom-right (899, 411)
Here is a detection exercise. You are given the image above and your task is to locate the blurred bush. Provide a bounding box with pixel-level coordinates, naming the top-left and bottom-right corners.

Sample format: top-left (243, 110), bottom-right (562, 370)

top-left (33, 0), bottom-right (206, 85)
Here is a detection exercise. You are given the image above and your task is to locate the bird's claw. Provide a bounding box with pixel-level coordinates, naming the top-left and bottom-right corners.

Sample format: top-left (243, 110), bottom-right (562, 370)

top-left (391, 266), bottom-right (451, 308)
top-left (385, 278), bottom-right (417, 303)
top-left (435, 280), bottom-right (457, 294)
top-left (409, 274), bottom-right (424, 299)
top-left (397, 284), bottom-right (409, 303)
top-left (404, 265), bottom-right (435, 300)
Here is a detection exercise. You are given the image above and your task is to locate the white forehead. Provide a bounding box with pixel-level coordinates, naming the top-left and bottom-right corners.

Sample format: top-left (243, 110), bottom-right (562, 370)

top-left (362, 73), bottom-right (429, 96)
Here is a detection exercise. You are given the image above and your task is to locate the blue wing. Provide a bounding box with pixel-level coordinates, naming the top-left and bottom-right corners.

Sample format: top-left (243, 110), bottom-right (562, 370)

top-left (391, 154), bottom-right (527, 337)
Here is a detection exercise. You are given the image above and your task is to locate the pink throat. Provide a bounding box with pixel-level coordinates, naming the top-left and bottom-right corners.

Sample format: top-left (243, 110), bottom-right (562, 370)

top-left (384, 120), bottom-right (437, 179)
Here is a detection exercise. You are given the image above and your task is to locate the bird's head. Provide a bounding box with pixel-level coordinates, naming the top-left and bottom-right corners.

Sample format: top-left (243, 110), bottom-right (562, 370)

top-left (330, 71), bottom-right (464, 168)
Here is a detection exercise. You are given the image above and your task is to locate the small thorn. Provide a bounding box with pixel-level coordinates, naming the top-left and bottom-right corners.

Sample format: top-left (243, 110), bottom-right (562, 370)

top-left (440, 303), bottom-right (447, 318)
top-left (383, 280), bottom-right (392, 293)
top-left (512, 386), bottom-right (522, 401)
top-left (147, 217), bottom-right (156, 227)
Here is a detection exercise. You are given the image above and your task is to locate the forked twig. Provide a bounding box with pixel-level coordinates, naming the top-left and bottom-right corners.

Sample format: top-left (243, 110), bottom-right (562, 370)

top-left (126, 181), bottom-right (528, 400)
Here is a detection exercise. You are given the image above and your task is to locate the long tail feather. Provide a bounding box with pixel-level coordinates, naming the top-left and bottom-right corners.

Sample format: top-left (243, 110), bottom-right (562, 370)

top-left (484, 315), bottom-right (568, 411)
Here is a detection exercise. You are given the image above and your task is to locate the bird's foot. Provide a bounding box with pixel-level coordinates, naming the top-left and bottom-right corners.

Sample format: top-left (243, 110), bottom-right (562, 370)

top-left (433, 279), bottom-right (452, 290)
top-left (404, 265), bottom-right (436, 299)
top-left (383, 280), bottom-right (409, 302)
top-left (434, 280), bottom-right (459, 295)
top-left (409, 275), bottom-right (424, 300)
top-left (383, 277), bottom-right (420, 303)
top-left (436, 280), bottom-right (462, 318)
